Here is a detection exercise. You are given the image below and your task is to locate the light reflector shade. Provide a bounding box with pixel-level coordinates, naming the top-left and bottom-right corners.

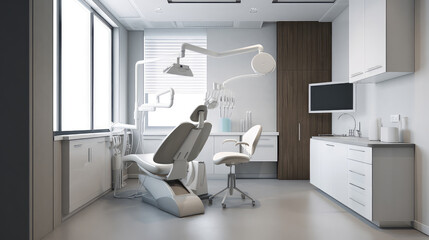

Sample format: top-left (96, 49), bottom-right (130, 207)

top-left (163, 63), bottom-right (194, 77)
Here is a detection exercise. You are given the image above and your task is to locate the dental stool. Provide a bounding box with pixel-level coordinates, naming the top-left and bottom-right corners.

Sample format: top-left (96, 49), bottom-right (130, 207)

top-left (208, 125), bottom-right (262, 208)
top-left (122, 105), bottom-right (212, 217)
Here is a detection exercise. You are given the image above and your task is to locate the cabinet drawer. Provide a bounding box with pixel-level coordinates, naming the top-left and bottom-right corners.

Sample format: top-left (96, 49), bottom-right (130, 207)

top-left (348, 159), bottom-right (372, 190)
top-left (347, 145), bottom-right (372, 164)
top-left (348, 187), bottom-right (372, 220)
top-left (249, 137), bottom-right (277, 162)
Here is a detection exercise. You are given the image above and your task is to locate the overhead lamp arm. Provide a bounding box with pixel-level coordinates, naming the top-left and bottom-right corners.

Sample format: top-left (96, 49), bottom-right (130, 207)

top-left (180, 43), bottom-right (264, 58)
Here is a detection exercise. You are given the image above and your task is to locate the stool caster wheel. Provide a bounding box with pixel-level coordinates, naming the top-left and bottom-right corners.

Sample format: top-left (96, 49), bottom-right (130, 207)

top-left (241, 193), bottom-right (245, 199)
top-left (252, 201), bottom-right (256, 207)
top-left (208, 199), bottom-right (213, 205)
top-left (222, 203), bottom-right (226, 209)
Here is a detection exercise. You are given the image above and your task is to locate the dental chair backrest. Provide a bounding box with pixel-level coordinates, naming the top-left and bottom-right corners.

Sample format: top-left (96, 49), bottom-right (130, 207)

top-left (153, 105), bottom-right (212, 179)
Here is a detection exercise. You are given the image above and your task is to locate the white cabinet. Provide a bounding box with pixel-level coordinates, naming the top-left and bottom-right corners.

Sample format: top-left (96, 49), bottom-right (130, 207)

top-left (62, 137), bottom-right (111, 215)
top-left (349, 0), bottom-right (414, 83)
top-left (142, 133), bottom-right (278, 177)
top-left (249, 136), bottom-right (278, 162)
top-left (311, 140), bottom-right (348, 204)
top-left (310, 138), bottom-right (414, 227)
top-left (349, 0), bottom-right (365, 81)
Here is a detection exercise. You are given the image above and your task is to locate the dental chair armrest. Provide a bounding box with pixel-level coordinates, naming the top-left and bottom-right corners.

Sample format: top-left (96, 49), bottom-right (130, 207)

top-left (223, 139), bottom-right (238, 144)
top-left (234, 142), bottom-right (250, 147)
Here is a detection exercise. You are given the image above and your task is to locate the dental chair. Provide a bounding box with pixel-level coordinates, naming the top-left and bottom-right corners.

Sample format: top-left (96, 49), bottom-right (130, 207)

top-left (122, 105), bottom-right (212, 217)
top-left (208, 125), bottom-right (262, 208)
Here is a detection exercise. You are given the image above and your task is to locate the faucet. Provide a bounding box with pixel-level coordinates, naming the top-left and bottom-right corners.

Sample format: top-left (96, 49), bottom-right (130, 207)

top-left (337, 113), bottom-right (358, 137)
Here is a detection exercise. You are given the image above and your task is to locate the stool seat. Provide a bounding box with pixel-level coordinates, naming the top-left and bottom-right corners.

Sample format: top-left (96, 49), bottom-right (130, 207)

top-left (213, 152), bottom-right (250, 166)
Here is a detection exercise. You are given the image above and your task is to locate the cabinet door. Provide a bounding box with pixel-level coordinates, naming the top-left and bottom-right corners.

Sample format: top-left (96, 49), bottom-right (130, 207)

top-left (69, 139), bottom-right (105, 213)
top-left (349, 0), bottom-right (366, 82)
top-left (249, 136), bottom-right (277, 162)
top-left (142, 136), bottom-right (165, 153)
top-left (91, 138), bottom-right (110, 192)
top-left (310, 139), bottom-right (321, 188)
top-left (331, 143), bottom-right (348, 204)
top-left (213, 136), bottom-right (240, 174)
top-left (364, 0), bottom-right (386, 77)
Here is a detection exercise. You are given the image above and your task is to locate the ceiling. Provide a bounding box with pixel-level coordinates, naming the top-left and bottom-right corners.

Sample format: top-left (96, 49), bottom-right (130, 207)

top-left (98, 0), bottom-right (348, 30)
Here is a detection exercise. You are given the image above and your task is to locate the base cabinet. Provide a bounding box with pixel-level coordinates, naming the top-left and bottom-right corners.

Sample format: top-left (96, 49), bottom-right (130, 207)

top-left (310, 138), bottom-right (414, 227)
top-left (62, 137), bottom-right (111, 215)
top-left (143, 133), bottom-right (278, 177)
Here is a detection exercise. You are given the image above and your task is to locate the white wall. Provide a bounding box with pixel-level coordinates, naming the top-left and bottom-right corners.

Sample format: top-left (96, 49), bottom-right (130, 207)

top-left (332, 1), bottom-right (429, 233)
top-left (126, 24), bottom-right (277, 133)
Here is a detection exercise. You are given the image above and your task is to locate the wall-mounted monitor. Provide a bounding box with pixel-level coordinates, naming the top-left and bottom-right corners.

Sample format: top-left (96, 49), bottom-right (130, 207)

top-left (309, 82), bottom-right (355, 113)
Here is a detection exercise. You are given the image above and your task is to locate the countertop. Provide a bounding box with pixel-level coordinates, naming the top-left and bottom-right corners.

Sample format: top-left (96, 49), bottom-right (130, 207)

top-left (312, 136), bottom-right (415, 148)
top-left (143, 131), bottom-right (279, 136)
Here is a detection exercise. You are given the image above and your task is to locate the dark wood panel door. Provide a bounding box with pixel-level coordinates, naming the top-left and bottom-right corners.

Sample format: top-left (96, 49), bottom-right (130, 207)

top-left (277, 22), bottom-right (332, 180)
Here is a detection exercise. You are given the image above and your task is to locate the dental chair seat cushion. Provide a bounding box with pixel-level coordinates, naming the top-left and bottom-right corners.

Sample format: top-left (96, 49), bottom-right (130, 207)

top-left (213, 152), bottom-right (250, 166)
top-left (122, 154), bottom-right (172, 175)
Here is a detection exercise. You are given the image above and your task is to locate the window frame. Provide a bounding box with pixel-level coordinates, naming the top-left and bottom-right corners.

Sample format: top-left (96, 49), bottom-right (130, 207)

top-left (55, 0), bottom-right (114, 136)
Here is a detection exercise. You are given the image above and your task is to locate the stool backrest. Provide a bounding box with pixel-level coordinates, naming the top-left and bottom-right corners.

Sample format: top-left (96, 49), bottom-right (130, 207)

top-left (241, 125), bottom-right (263, 156)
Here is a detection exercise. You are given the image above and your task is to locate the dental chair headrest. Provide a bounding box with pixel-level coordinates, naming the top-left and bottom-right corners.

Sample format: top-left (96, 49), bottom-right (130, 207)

top-left (190, 105), bottom-right (208, 122)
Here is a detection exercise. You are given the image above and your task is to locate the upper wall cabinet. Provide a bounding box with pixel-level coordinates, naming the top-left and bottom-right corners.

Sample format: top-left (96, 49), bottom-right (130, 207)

top-left (349, 0), bottom-right (414, 83)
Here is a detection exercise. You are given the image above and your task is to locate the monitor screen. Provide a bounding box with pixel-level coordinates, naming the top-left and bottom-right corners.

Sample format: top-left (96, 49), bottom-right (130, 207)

top-left (309, 82), bottom-right (355, 113)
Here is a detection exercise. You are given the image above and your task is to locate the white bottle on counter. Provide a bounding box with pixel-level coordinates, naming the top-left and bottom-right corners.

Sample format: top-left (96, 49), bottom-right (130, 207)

top-left (368, 118), bottom-right (380, 141)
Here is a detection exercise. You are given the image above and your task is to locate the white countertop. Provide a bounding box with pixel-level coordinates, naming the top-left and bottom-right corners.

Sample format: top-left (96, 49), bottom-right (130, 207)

top-left (312, 136), bottom-right (415, 148)
top-left (143, 131), bottom-right (279, 136)
top-left (54, 131), bottom-right (126, 141)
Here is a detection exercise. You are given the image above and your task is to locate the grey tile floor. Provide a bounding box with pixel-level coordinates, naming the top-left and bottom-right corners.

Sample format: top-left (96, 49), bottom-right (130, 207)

top-left (43, 179), bottom-right (429, 240)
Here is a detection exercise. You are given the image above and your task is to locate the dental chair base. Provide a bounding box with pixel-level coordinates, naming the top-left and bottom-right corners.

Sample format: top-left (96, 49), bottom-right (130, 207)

top-left (141, 176), bottom-right (204, 217)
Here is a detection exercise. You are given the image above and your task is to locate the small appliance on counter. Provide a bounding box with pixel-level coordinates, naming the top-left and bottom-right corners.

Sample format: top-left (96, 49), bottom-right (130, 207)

top-left (380, 127), bottom-right (399, 143)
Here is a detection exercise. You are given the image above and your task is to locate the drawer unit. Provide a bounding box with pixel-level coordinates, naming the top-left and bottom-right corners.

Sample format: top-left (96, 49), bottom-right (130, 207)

top-left (347, 145), bottom-right (372, 164)
top-left (348, 160), bottom-right (372, 221)
top-left (310, 137), bottom-right (414, 227)
top-left (348, 159), bottom-right (372, 190)
top-left (249, 136), bottom-right (277, 162)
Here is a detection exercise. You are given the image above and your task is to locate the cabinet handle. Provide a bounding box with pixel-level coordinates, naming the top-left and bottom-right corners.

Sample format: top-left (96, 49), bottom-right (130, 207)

top-left (366, 65), bottom-right (382, 72)
top-left (349, 197), bottom-right (365, 207)
top-left (73, 144), bottom-right (83, 148)
top-left (349, 170), bottom-right (365, 176)
top-left (326, 144), bottom-right (335, 147)
top-left (350, 72), bottom-right (363, 78)
top-left (349, 148), bottom-right (365, 153)
top-left (298, 123), bottom-right (301, 141)
top-left (349, 182), bottom-right (365, 191)
top-left (88, 148), bottom-right (92, 163)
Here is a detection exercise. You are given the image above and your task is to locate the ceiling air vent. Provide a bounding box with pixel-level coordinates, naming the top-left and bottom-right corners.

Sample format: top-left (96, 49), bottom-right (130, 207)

top-left (179, 21), bottom-right (234, 28)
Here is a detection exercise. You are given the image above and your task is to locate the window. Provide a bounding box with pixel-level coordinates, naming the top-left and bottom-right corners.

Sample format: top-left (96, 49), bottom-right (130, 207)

top-left (55, 0), bottom-right (112, 134)
top-left (144, 31), bottom-right (207, 128)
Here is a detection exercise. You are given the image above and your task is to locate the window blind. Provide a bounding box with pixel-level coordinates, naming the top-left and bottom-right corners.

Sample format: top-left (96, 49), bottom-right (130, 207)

top-left (143, 33), bottom-right (207, 94)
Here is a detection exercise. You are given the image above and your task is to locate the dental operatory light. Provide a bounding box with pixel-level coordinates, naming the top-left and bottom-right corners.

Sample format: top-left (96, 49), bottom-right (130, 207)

top-left (163, 58), bottom-right (193, 77)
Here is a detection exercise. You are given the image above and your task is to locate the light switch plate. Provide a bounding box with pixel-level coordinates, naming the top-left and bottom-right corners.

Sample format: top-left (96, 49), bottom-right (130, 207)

top-left (390, 114), bottom-right (400, 123)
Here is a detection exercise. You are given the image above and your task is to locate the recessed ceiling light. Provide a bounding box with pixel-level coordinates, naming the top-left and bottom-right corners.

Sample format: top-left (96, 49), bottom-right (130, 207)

top-left (155, 7), bottom-right (163, 13)
top-left (250, 8), bottom-right (258, 13)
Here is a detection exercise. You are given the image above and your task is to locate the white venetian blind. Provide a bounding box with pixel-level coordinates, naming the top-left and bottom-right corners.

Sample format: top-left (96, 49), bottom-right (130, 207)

top-left (144, 32), bottom-right (207, 94)
top-left (143, 30), bottom-right (207, 127)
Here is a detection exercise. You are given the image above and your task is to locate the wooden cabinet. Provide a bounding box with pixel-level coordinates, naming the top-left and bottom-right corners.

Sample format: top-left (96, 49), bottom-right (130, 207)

top-left (349, 0), bottom-right (414, 83)
top-left (277, 22), bottom-right (332, 180)
top-left (62, 137), bottom-right (111, 215)
top-left (310, 138), bottom-right (414, 227)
